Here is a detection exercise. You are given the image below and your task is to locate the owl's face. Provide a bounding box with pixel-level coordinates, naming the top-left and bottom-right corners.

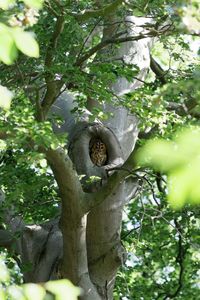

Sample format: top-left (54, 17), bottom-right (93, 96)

top-left (89, 138), bottom-right (108, 167)
top-left (94, 140), bottom-right (106, 153)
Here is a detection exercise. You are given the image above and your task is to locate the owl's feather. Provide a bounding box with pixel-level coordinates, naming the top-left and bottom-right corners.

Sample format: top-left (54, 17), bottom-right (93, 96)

top-left (89, 139), bottom-right (107, 166)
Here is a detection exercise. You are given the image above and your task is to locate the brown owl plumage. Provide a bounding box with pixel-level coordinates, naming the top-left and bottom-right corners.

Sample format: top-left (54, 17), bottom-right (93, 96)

top-left (89, 138), bottom-right (107, 167)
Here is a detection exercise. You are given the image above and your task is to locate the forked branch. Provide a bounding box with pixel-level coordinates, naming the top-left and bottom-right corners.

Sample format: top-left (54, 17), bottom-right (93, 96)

top-left (41, 15), bottom-right (65, 118)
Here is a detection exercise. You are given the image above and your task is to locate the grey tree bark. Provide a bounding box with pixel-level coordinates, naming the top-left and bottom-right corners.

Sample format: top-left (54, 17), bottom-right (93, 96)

top-left (0, 16), bottom-right (152, 300)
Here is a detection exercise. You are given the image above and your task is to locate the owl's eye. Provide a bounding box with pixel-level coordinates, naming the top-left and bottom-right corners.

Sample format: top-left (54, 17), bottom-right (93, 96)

top-left (96, 141), bottom-right (101, 148)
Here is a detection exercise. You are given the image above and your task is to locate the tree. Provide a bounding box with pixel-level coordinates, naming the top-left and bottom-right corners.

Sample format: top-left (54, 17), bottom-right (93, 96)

top-left (0, 1), bottom-right (200, 299)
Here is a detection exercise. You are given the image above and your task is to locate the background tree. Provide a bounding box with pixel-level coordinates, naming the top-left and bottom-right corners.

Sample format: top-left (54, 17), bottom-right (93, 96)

top-left (0, 1), bottom-right (200, 300)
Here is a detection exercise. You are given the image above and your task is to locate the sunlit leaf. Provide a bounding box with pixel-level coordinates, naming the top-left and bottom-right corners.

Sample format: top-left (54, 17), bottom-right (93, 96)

top-left (39, 158), bottom-right (47, 168)
top-left (0, 85), bottom-right (13, 110)
top-left (12, 28), bottom-right (39, 58)
top-left (168, 167), bottom-right (190, 209)
top-left (22, 283), bottom-right (46, 300)
top-left (0, 0), bottom-right (15, 10)
top-left (0, 23), bottom-right (17, 64)
top-left (175, 129), bottom-right (200, 157)
top-left (8, 286), bottom-right (26, 300)
top-left (86, 175), bottom-right (101, 183)
top-left (0, 289), bottom-right (5, 300)
top-left (182, 4), bottom-right (200, 34)
top-left (22, 0), bottom-right (44, 9)
top-left (136, 139), bottom-right (184, 172)
top-left (0, 258), bottom-right (10, 282)
top-left (137, 127), bottom-right (200, 209)
top-left (0, 140), bottom-right (7, 150)
top-left (45, 280), bottom-right (81, 300)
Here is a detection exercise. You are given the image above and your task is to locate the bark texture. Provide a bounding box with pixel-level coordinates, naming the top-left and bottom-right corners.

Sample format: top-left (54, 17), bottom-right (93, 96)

top-left (0, 16), bottom-right (152, 300)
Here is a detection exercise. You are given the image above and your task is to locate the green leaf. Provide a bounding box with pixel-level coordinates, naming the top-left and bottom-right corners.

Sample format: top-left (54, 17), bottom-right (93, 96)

top-left (0, 85), bottom-right (13, 110)
top-left (0, 289), bottom-right (5, 300)
top-left (39, 158), bottom-right (47, 168)
top-left (12, 28), bottom-right (39, 58)
top-left (22, 0), bottom-right (44, 9)
top-left (0, 0), bottom-right (15, 10)
top-left (0, 258), bottom-right (10, 282)
top-left (0, 140), bottom-right (7, 150)
top-left (22, 284), bottom-right (46, 300)
top-left (168, 155), bottom-right (200, 209)
top-left (182, 4), bottom-right (200, 34)
top-left (86, 175), bottom-right (101, 184)
top-left (0, 287), bottom-right (6, 300)
top-left (137, 127), bottom-right (200, 209)
top-left (0, 23), bottom-right (17, 65)
top-left (7, 286), bottom-right (26, 300)
top-left (168, 167), bottom-right (190, 209)
top-left (45, 280), bottom-right (81, 300)
top-left (136, 139), bottom-right (182, 172)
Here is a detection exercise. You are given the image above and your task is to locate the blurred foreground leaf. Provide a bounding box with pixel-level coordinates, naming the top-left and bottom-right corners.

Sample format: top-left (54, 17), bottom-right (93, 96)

top-left (0, 0), bottom-right (15, 10)
top-left (137, 128), bottom-right (200, 209)
top-left (0, 0), bottom-right (44, 10)
top-left (0, 23), bottom-right (17, 64)
top-left (45, 280), bottom-right (81, 300)
top-left (0, 23), bottom-right (39, 65)
top-left (0, 257), bottom-right (80, 300)
top-left (12, 28), bottom-right (39, 58)
top-left (0, 85), bottom-right (13, 109)
top-left (23, 284), bottom-right (45, 300)
top-left (23, 0), bottom-right (44, 9)
top-left (0, 257), bottom-right (10, 282)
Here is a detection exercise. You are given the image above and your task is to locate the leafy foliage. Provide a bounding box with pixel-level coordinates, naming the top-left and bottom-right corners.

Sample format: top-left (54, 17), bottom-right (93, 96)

top-left (0, 0), bottom-right (42, 109)
top-left (0, 255), bottom-right (81, 300)
top-left (115, 191), bottom-right (200, 299)
top-left (0, 0), bottom-right (199, 299)
top-left (137, 128), bottom-right (200, 209)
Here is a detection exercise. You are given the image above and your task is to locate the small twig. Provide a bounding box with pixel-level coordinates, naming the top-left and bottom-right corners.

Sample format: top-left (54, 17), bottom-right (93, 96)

top-left (75, 29), bottom-right (169, 67)
top-left (76, 18), bottom-right (102, 61)
top-left (72, 0), bottom-right (124, 22)
top-left (41, 14), bottom-right (65, 117)
top-left (134, 173), bottom-right (160, 206)
top-left (15, 62), bottom-right (25, 87)
top-left (146, 207), bottom-right (184, 239)
top-left (162, 219), bottom-right (186, 299)
top-left (121, 225), bottom-right (141, 239)
top-left (155, 172), bottom-right (166, 194)
top-left (53, 0), bottom-right (64, 9)
top-left (44, 1), bottom-right (59, 17)
top-left (137, 198), bottom-right (146, 241)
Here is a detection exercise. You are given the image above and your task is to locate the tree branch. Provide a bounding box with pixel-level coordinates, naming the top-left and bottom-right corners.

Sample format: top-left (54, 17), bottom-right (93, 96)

top-left (72, 0), bottom-right (124, 22)
top-left (162, 219), bottom-right (186, 299)
top-left (76, 30), bottom-right (166, 67)
top-left (150, 56), bottom-right (200, 119)
top-left (44, 148), bottom-right (84, 213)
top-left (41, 15), bottom-right (65, 118)
top-left (44, 1), bottom-right (59, 17)
top-left (44, 150), bottom-right (99, 292)
top-left (150, 55), bottom-right (167, 84)
top-left (83, 146), bottom-right (139, 213)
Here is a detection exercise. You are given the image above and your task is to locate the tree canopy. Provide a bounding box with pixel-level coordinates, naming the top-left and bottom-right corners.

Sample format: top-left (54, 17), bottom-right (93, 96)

top-left (0, 0), bottom-right (200, 299)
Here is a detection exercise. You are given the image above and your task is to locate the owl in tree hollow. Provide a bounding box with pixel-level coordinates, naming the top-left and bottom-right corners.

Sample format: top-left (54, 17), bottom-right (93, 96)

top-left (89, 138), bottom-right (107, 167)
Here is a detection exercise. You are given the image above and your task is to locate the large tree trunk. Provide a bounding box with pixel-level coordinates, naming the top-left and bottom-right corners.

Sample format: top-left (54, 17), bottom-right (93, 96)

top-left (0, 16), bottom-right (152, 300)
